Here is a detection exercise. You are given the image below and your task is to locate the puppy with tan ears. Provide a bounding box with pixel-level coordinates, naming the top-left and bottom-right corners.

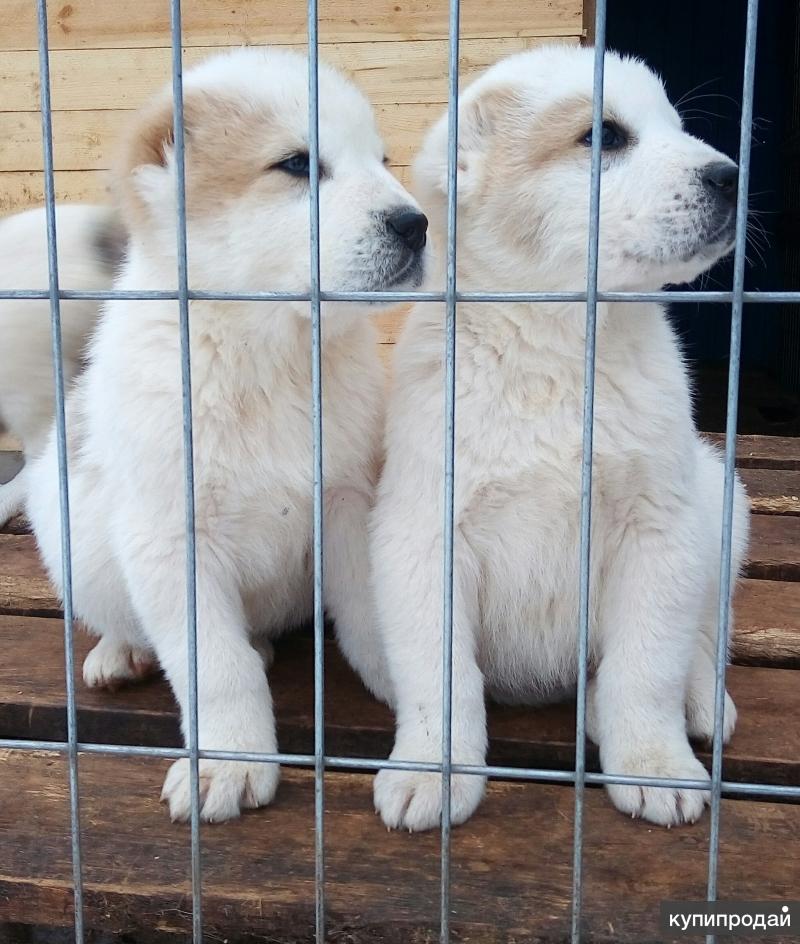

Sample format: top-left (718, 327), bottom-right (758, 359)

top-left (0, 205), bottom-right (123, 525)
top-left (372, 45), bottom-right (748, 830)
top-left (27, 47), bottom-right (427, 821)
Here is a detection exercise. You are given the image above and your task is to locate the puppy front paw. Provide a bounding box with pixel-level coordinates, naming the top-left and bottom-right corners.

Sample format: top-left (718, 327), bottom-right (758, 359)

top-left (162, 758), bottom-right (280, 823)
top-left (83, 636), bottom-right (158, 690)
top-left (603, 741), bottom-right (710, 827)
top-left (374, 767), bottom-right (485, 832)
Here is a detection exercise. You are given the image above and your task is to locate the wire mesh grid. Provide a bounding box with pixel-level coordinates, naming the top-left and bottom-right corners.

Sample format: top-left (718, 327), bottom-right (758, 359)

top-left (4, 0), bottom-right (798, 941)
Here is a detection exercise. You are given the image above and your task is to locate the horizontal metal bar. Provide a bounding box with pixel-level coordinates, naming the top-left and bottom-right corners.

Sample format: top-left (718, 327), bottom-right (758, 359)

top-left (1, 289), bottom-right (799, 304)
top-left (2, 737), bottom-right (799, 798)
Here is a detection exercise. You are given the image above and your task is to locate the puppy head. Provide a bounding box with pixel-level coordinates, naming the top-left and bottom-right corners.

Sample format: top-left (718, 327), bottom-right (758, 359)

top-left (114, 47), bottom-right (427, 305)
top-left (415, 45), bottom-right (737, 291)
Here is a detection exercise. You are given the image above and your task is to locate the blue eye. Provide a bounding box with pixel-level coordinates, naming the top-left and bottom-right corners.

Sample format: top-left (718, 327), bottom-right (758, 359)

top-left (274, 152), bottom-right (311, 177)
top-left (582, 120), bottom-right (628, 151)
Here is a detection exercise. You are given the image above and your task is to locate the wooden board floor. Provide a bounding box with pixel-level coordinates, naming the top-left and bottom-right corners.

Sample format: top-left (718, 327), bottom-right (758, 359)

top-left (0, 433), bottom-right (798, 942)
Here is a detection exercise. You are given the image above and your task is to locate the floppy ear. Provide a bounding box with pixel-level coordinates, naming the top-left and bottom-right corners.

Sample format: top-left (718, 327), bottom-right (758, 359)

top-left (414, 85), bottom-right (521, 202)
top-left (111, 91), bottom-right (178, 226)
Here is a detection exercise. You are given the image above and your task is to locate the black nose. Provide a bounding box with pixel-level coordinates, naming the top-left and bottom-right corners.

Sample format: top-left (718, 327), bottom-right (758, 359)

top-left (386, 208), bottom-right (428, 252)
top-left (702, 161), bottom-right (738, 207)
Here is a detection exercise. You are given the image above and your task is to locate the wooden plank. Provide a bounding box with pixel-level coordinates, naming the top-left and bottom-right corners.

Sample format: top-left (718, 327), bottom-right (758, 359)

top-left (740, 467), bottom-right (800, 515)
top-left (733, 577), bottom-right (800, 667)
top-left (0, 170), bottom-right (111, 214)
top-left (0, 37), bottom-right (576, 112)
top-left (5, 517), bottom-right (800, 613)
top-left (0, 751), bottom-right (797, 942)
top-left (1, 166), bottom-right (414, 215)
top-left (703, 432), bottom-right (800, 470)
top-left (1, 0), bottom-right (584, 51)
top-left (0, 614), bottom-right (797, 786)
top-left (747, 514), bottom-right (800, 580)
top-left (0, 104), bottom-right (437, 172)
top-left (0, 535), bottom-right (58, 615)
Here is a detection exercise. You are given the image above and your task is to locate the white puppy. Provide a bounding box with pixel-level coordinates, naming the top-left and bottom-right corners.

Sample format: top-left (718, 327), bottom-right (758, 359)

top-left (372, 45), bottom-right (748, 830)
top-left (27, 47), bottom-right (428, 821)
top-left (0, 205), bottom-right (122, 525)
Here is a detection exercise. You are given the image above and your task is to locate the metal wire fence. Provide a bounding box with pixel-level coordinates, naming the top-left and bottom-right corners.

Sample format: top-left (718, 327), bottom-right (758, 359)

top-left (2, 0), bottom-right (799, 943)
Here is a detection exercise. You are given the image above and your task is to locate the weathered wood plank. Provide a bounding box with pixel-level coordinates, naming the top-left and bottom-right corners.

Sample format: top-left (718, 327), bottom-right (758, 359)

top-left (703, 432), bottom-right (800, 470)
top-left (0, 614), bottom-right (797, 786)
top-left (1, 0), bottom-right (584, 51)
top-left (0, 750), bottom-right (797, 942)
top-left (0, 535), bottom-right (59, 615)
top-left (740, 468), bottom-right (800, 515)
top-left (0, 167), bottom-right (414, 217)
top-left (747, 514), bottom-right (800, 580)
top-left (0, 170), bottom-right (112, 214)
top-left (0, 104), bottom-right (437, 172)
top-left (733, 577), bottom-right (800, 667)
top-left (0, 38), bottom-right (575, 112)
top-left (4, 522), bottom-right (799, 624)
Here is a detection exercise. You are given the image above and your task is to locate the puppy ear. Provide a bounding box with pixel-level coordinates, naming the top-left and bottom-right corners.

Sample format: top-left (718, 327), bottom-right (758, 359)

top-left (458, 86), bottom-right (519, 154)
top-left (112, 92), bottom-right (179, 226)
top-left (414, 85), bottom-right (521, 202)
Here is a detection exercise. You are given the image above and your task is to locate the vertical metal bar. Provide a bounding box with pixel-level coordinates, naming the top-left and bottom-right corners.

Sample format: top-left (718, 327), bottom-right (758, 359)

top-left (440, 0), bottom-right (461, 940)
top-left (570, 4), bottom-right (607, 942)
top-left (306, 1), bottom-right (326, 939)
top-left (706, 3), bottom-right (759, 940)
top-left (34, 4), bottom-right (84, 940)
top-left (168, 2), bottom-right (203, 941)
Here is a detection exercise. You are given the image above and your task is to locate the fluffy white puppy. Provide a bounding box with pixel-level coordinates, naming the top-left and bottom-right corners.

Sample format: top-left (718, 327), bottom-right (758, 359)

top-left (27, 47), bottom-right (428, 821)
top-left (0, 205), bottom-right (122, 525)
top-left (372, 45), bottom-right (748, 830)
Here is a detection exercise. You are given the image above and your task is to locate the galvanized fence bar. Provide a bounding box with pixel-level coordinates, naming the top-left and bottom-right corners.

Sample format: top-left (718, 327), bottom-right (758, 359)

top-left (440, 0), bottom-right (461, 938)
top-left (3, 289), bottom-right (800, 304)
top-left (167, 1), bottom-right (204, 940)
top-left (706, 3), bottom-right (761, 941)
top-left (3, 735), bottom-right (800, 798)
top-left (570, 3), bottom-right (608, 942)
top-left (34, 3), bottom-right (84, 941)
top-left (305, 0), bottom-right (327, 938)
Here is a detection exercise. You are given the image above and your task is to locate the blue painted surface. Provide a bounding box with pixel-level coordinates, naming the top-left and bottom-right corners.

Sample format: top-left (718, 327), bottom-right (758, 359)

top-left (607, 0), bottom-right (787, 369)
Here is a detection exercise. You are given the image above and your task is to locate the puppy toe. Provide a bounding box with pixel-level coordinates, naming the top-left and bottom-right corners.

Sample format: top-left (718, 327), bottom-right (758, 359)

top-left (604, 743), bottom-right (710, 827)
top-left (162, 759), bottom-right (279, 823)
top-left (83, 637), bottom-right (158, 690)
top-left (374, 769), bottom-right (484, 832)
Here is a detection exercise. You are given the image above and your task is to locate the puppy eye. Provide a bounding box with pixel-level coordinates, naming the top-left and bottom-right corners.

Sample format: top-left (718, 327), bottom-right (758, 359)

top-left (581, 120), bottom-right (628, 151)
top-left (273, 152), bottom-right (311, 177)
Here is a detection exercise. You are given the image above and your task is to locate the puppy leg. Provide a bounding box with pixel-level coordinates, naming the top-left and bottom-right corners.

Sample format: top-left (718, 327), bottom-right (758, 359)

top-left (594, 524), bottom-right (711, 827)
top-left (0, 465), bottom-right (27, 527)
top-left (324, 485), bottom-right (394, 705)
top-left (372, 521), bottom-right (486, 831)
top-left (72, 538), bottom-right (156, 691)
top-left (685, 447), bottom-right (748, 743)
top-left (25, 439), bottom-right (155, 689)
top-left (122, 538), bottom-right (279, 822)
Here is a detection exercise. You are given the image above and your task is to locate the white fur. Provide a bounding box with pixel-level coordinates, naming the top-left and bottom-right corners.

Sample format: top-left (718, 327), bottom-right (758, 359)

top-left (0, 205), bottom-right (114, 524)
top-left (27, 47), bottom-right (426, 821)
top-left (372, 45), bottom-right (749, 830)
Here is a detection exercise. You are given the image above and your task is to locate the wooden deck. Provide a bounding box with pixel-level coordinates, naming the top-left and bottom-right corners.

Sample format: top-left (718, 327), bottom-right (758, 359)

top-left (0, 434), bottom-right (798, 942)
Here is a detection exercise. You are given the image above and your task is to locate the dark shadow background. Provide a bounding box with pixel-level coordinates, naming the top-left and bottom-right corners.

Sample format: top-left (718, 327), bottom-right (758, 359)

top-left (607, 0), bottom-right (800, 433)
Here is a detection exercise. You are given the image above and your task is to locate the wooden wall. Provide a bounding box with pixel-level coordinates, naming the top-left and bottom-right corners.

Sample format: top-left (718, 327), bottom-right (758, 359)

top-left (0, 0), bottom-right (585, 213)
top-left (0, 0), bottom-right (585, 350)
